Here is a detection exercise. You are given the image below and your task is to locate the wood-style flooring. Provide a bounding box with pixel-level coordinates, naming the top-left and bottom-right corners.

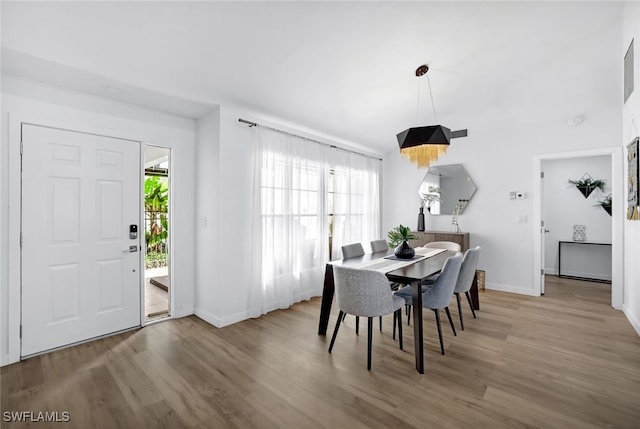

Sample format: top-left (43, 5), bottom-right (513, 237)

top-left (2, 276), bottom-right (639, 428)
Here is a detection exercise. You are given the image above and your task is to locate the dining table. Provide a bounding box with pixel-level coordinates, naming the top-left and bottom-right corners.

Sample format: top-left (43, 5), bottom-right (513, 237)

top-left (318, 248), bottom-right (458, 374)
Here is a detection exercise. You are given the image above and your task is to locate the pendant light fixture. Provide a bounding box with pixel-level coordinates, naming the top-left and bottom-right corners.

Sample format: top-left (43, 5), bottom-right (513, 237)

top-left (396, 64), bottom-right (467, 168)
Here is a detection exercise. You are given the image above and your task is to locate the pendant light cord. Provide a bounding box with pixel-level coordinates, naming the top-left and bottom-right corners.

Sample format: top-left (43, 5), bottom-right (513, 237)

top-left (415, 65), bottom-right (438, 124)
top-left (426, 74), bottom-right (437, 123)
top-left (415, 77), bottom-right (422, 126)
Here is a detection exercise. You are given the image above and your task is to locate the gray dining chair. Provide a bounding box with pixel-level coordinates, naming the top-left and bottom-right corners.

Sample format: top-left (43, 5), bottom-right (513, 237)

top-left (394, 252), bottom-right (463, 355)
top-left (340, 242), bottom-right (383, 333)
top-left (453, 246), bottom-right (481, 330)
top-left (370, 239), bottom-right (401, 293)
top-left (425, 241), bottom-right (462, 252)
top-left (341, 243), bottom-right (365, 259)
top-left (328, 266), bottom-right (405, 370)
top-left (370, 239), bottom-right (390, 253)
top-left (418, 241), bottom-right (462, 287)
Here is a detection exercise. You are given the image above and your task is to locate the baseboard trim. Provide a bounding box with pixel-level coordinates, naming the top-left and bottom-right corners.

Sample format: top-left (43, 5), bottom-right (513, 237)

top-left (1, 352), bottom-right (20, 367)
top-left (623, 305), bottom-right (640, 336)
top-left (172, 307), bottom-right (195, 319)
top-left (486, 282), bottom-right (539, 297)
top-left (193, 307), bottom-right (221, 327)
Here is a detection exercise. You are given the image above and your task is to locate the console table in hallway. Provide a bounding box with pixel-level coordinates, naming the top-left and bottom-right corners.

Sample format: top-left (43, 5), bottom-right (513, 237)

top-left (558, 240), bottom-right (612, 284)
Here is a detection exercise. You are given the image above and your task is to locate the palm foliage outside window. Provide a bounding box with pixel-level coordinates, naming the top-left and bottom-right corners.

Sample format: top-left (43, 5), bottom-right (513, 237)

top-left (144, 176), bottom-right (169, 268)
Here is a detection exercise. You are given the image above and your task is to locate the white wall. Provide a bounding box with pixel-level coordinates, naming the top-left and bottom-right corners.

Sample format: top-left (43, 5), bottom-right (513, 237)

top-left (542, 156), bottom-right (612, 280)
top-left (382, 13), bottom-right (622, 297)
top-left (622, 1), bottom-right (640, 335)
top-left (194, 106), bottom-right (257, 327)
top-left (0, 76), bottom-right (198, 365)
top-left (194, 109), bottom-right (221, 326)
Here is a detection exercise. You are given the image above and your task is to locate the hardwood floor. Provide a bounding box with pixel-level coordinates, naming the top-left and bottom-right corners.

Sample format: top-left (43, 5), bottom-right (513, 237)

top-left (2, 276), bottom-right (639, 428)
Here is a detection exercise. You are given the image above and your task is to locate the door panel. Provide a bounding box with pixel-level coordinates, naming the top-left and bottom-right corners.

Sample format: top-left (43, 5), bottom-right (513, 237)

top-left (98, 259), bottom-right (124, 311)
top-left (51, 263), bottom-right (80, 321)
top-left (21, 124), bottom-right (141, 357)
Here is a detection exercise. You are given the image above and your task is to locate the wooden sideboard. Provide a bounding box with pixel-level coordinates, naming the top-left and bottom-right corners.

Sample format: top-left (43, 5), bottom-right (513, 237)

top-left (408, 230), bottom-right (478, 310)
top-left (409, 231), bottom-right (469, 252)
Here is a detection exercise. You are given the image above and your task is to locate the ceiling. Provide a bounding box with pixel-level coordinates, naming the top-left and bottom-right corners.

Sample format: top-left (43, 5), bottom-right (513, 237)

top-left (0, 1), bottom-right (625, 154)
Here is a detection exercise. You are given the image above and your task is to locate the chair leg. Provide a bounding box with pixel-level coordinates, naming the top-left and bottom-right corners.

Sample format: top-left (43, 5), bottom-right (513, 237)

top-left (342, 312), bottom-right (346, 322)
top-left (433, 309), bottom-right (445, 355)
top-left (406, 304), bottom-right (412, 325)
top-left (367, 317), bottom-right (373, 370)
top-left (397, 309), bottom-right (403, 350)
top-left (465, 291), bottom-right (477, 319)
top-left (455, 292), bottom-right (464, 331)
top-left (393, 311), bottom-right (397, 339)
top-left (356, 316), bottom-right (359, 335)
top-left (379, 316), bottom-right (382, 332)
top-left (329, 310), bottom-right (344, 353)
top-left (444, 306), bottom-right (457, 336)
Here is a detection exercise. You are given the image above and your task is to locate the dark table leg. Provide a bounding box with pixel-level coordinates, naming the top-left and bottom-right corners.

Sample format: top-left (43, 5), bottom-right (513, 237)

top-left (318, 264), bottom-right (334, 335)
top-left (411, 279), bottom-right (424, 374)
top-left (470, 273), bottom-right (480, 311)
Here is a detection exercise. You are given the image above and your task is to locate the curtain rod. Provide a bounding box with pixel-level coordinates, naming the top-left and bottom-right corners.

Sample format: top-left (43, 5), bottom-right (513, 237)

top-left (238, 118), bottom-right (382, 161)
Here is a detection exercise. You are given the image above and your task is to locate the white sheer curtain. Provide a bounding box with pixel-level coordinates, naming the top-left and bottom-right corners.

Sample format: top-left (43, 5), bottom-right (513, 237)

top-left (249, 127), bottom-right (329, 317)
top-left (330, 149), bottom-right (381, 260)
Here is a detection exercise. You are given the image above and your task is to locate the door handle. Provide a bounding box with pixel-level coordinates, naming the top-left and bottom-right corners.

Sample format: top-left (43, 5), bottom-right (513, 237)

top-left (544, 229), bottom-right (550, 233)
top-left (123, 245), bottom-right (138, 253)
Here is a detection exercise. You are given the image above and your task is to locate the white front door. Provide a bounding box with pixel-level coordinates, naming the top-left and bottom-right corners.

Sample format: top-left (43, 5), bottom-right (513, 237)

top-left (21, 124), bottom-right (142, 357)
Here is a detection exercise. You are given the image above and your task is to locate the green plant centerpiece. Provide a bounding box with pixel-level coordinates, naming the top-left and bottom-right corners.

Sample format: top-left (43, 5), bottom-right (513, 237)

top-left (568, 175), bottom-right (606, 198)
top-left (387, 224), bottom-right (418, 259)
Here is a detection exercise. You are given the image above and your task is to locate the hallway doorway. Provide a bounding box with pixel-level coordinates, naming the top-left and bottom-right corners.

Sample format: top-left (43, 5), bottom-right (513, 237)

top-left (533, 147), bottom-right (623, 309)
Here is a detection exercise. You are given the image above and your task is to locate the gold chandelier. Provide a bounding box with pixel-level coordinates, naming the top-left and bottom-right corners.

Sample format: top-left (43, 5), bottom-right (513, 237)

top-left (396, 65), bottom-right (466, 168)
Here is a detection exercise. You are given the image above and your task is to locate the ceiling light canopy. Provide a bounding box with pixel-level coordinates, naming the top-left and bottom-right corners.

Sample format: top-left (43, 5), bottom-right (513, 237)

top-left (396, 64), bottom-right (466, 168)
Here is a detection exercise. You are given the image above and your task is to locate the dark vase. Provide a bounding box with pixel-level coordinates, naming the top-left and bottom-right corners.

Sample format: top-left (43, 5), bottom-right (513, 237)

top-left (417, 207), bottom-right (425, 231)
top-left (394, 240), bottom-right (415, 259)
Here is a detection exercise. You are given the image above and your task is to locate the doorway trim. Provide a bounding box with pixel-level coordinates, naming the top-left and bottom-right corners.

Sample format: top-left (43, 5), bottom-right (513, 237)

top-left (533, 146), bottom-right (624, 309)
top-left (142, 144), bottom-right (173, 325)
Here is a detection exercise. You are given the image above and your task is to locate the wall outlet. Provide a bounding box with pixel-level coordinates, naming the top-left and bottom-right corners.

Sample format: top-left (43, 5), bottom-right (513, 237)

top-left (517, 215), bottom-right (528, 223)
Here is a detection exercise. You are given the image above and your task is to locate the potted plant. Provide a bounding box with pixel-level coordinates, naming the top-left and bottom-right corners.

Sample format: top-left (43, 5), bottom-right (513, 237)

top-left (387, 224), bottom-right (418, 259)
top-left (595, 194), bottom-right (612, 216)
top-left (568, 176), bottom-right (606, 198)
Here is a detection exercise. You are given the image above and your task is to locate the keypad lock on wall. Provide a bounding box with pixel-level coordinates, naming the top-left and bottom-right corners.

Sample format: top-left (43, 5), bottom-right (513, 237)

top-left (129, 225), bottom-right (138, 239)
